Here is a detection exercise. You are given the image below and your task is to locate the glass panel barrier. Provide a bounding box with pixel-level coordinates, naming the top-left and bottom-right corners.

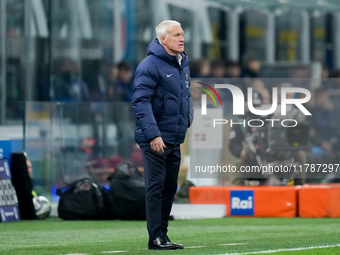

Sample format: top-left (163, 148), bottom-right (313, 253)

top-left (23, 102), bottom-right (137, 196)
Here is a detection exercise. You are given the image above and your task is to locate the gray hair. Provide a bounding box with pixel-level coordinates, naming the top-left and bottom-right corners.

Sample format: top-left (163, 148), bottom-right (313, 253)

top-left (155, 20), bottom-right (181, 44)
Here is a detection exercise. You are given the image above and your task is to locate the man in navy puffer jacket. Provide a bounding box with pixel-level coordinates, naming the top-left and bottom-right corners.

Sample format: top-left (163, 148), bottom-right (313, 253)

top-left (132, 20), bottom-right (193, 250)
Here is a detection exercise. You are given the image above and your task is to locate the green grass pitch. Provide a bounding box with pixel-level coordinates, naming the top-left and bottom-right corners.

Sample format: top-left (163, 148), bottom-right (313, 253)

top-left (0, 217), bottom-right (340, 255)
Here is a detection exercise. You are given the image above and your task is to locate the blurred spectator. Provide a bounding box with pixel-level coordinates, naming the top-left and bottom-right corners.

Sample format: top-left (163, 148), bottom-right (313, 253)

top-left (45, 58), bottom-right (91, 101)
top-left (249, 79), bottom-right (270, 104)
top-left (309, 87), bottom-right (340, 152)
top-left (269, 83), bottom-right (308, 185)
top-left (228, 90), bottom-right (267, 185)
top-left (106, 64), bottom-right (124, 101)
top-left (83, 61), bottom-right (124, 101)
top-left (242, 57), bottom-right (261, 78)
top-left (209, 60), bottom-right (227, 102)
top-left (210, 60), bottom-right (225, 78)
top-left (116, 61), bottom-right (133, 102)
top-left (225, 60), bottom-right (247, 95)
top-left (85, 60), bottom-right (110, 101)
top-left (321, 64), bottom-right (330, 79)
top-left (25, 155), bottom-right (38, 197)
top-left (190, 59), bottom-right (210, 78)
top-left (225, 60), bottom-right (241, 78)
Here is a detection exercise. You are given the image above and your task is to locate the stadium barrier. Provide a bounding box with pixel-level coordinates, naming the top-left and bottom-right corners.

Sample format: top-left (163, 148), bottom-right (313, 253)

top-left (299, 184), bottom-right (340, 218)
top-left (189, 185), bottom-right (340, 218)
top-left (188, 186), bottom-right (225, 204)
top-left (225, 186), bottom-right (297, 217)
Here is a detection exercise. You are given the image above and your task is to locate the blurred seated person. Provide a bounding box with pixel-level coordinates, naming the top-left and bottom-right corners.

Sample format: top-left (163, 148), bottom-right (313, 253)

top-left (190, 59), bottom-right (210, 78)
top-left (225, 60), bottom-right (247, 94)
top-left (25, 155), bottom-right (38, 197)
top-left (85, 62), bottom-right (124, 101)
top-left (48, 58), bottom-right (91, 101)
top-left (210, 60), bottom-right (225, 78)
top-left (85, 60), bottom-right (110, 101)
top-left (106, 64), bottom-right (124, 101)
top-left (309, 87), bottom-right (340, 152)
top-left (249, 79), bottom-right (270, 104)
top-left (225, 60), bottom-right (241, 78)
top-left (242, 57), bottom-right (261, 78)
top-left (321, 64), bottom-right (330, 79)
top-left (272, 83), bottom-right (308, 185)
top-left (116, 61), bottom-right (133, 102)
top-left (228, 90), bottom-right (268, 186)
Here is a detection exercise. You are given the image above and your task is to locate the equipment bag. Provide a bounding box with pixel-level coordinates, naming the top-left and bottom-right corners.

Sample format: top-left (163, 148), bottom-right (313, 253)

top-left (108, 162), bottom-right (146, 220)
top-left (57, 178), bottom-right (110, 220)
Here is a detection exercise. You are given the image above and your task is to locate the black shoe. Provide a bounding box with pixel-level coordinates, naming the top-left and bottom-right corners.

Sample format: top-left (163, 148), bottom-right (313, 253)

top-left (165, 235), bottom-right (184, 249)
top-left (148, 236), bottom-right (179, 250)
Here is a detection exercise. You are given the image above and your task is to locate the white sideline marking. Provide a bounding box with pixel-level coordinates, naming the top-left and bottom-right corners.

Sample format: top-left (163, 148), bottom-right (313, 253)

top-left (219, 243), bottom-right (248, 246)
top-left (62, 254), bottom-right (88, 255)
top-left (101, 251), bottom-right (127, 254)
top-left (186, 246), bottom-right (206, 248)
top-left (222, 244), bottom-right (340, 254)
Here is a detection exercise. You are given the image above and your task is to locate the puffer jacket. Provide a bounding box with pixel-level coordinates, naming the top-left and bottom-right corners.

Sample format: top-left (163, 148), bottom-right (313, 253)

top-left (132, 39), bottom-right (193, 144)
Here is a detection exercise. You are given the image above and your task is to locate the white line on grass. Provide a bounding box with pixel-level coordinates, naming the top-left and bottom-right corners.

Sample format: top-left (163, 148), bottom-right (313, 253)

top-left (101, 251), bottom-right (127, 253)
top-left (222, 244), bottom-right (340, 254)
top-left (61, 254), bottom-right (88, 255)
top-left (219, 243), bottom-right (248, 246)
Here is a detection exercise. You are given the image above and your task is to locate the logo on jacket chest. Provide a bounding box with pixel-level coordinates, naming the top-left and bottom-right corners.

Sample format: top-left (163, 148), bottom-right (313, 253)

top-left (185, 72), bottom-right (189, 88)
top-left (164, 70), bottom-right (190, 88)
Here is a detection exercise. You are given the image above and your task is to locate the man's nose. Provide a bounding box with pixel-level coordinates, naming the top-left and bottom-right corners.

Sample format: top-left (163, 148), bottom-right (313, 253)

top-left (180, 35), bottom-right (184, 42)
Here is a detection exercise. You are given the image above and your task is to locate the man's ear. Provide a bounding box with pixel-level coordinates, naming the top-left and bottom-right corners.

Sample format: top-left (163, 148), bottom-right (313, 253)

top-left (160, 35), bottom-right (166, 45)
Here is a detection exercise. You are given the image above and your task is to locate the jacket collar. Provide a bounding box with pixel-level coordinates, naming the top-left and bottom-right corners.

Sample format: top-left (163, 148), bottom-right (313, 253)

top-left (147, 39), bottom-right (190, 69)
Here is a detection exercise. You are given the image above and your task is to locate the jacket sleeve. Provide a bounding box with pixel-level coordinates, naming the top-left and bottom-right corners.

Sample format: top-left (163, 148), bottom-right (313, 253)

top-left (132, 62), bottom-right (161, 141)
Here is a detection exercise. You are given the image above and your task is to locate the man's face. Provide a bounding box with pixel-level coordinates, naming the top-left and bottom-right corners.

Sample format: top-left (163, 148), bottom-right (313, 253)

top-left (248, 60), bottom-right (261, 73)
top-left (227, 66), bottom-right (241, 78)
top-left (160, 25), bottom-right (184, 55)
